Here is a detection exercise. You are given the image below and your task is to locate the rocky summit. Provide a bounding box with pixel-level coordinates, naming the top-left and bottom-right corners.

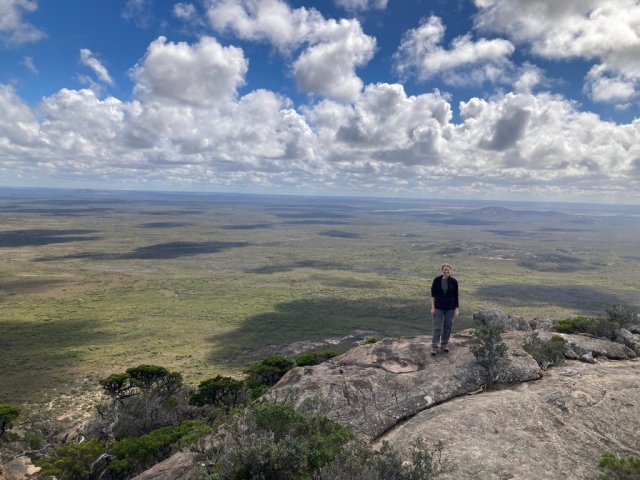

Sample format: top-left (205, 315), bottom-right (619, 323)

top-left (125, 309), bottom-right (640, 480)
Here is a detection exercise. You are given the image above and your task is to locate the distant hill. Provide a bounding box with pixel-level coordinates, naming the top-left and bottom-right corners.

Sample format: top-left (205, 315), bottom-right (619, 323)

top-left (466, 206), bottom-right (579, 220)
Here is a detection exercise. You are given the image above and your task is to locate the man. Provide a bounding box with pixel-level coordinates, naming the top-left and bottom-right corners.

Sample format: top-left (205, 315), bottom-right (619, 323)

top-left (430, 263), bottom-right (459, 356)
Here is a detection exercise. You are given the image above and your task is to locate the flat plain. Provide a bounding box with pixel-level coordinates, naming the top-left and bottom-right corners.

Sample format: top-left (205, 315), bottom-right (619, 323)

top-left (1, 188), bottom-right (639, 408)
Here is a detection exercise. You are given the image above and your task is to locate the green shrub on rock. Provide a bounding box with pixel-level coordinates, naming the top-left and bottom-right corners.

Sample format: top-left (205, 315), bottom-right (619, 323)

top-left (36, 439), bottom-right (106, 480)
top-left (207, 402), bottom-right (353, 479)
top-left (244, 355), bottom-right (295, 388)
top-left (522, 333), bottom-right (566, 370)
top-left (471, 325), bottom-right (507, 389)
top-left (598, 451), bottom-right (640, 479)
top-left (554, 316), bottom-right (618, 340)
top-left (295, 351), bottom-right (339, 367)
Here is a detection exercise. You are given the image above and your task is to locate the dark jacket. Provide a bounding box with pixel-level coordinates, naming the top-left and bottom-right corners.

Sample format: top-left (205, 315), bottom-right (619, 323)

top-left (431, 275), bottom-right (459, 311)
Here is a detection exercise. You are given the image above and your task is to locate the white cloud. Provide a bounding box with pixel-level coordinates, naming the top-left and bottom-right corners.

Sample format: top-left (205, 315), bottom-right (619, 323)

top-left (394, 16), bottom-right (515, 86)
top-left (0, 0), bottom-right (45, 47)
top-left (474, 0), bottom-right (640, 103)
top-left (292, 19), bottom-right (376, 102)
top-left (205, 0), bottom-right (375, 101)
top-left (130, 36), bottom-right (248, 107)
top-left (334, 0), bottom-right (388, 12)
top-left (122, 0), bottom-right (153, 27)
top-left (173, 2), bottom-right (197, 21)
top-left (21, 55), bottom-right (38, 74)
top-left (80, 49), bottom-right (114, 86)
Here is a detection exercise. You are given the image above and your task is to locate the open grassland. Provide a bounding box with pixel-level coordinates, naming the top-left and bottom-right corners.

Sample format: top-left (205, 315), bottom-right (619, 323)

top-left (1, 190), bottom-right (640, 408)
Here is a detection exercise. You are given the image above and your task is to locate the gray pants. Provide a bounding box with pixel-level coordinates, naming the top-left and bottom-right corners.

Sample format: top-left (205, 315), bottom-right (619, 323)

top-left (432, 309), bottom-right (454, 348)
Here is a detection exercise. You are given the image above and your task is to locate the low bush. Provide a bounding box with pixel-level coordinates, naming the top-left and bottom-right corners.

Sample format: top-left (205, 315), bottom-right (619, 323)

top-left (598, 451), bottom-right (640, 479)
top-left (363, 338), bottom-right (381, 345)
top-left (554, 316), bottom-right (618, 339)
top-left (522, 333), bottom-right (566, 370)
top-left (36, 439), bottom-right (106, 480)
top-left (0, 404), bottom-right (20, 442)
top-left (316, 438), bottom-right (446, 480)
top-left (606, 305), bottom-right (639, 330)
top-left (295, 351), bottom-right (339, 367)
top-left (207, 402), bottom-right (353, 479)
top-left (244, 355), bottom-right (296, 388)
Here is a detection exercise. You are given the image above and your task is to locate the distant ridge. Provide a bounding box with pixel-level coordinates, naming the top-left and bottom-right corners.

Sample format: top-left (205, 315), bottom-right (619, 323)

top-left (466, 206), bottom-right (573, 218)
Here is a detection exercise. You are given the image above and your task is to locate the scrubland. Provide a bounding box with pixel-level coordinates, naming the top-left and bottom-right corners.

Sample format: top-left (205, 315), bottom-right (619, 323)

top-left (1, 189), bottom-right (639, 408)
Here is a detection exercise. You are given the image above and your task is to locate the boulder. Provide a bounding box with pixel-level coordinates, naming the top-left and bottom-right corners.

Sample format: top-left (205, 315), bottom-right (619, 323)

top-left (616, 328), bottom-right (640, 355)
top-left (628, 324), bottom-right (640, 335)
top-left (1, 457), bottom-right (41, 480)
top-left (473, 308), bottom-right (531, 331)
top-left (268, 331), bottom-right (542, 440)
top-left (537, 332), bottom-right (637, 360)
top-left (376, 360), bottom-right (640, 479)
top-left (130, 452), bottom-right (197, 480)
top-left (529, 317), bottom-right (557, 331)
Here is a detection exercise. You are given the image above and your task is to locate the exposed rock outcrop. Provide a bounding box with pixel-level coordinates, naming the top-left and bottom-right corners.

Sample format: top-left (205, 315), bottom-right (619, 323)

top-left (473, 308), bottom-right (531, 331)
top-left (268, 331), bottom-right (542, 440)
top-left (537, 331), bottom-right (637, 360)
top-left (377, 361), bottom-right (640, 479)
top-left (616, 328), bottom-right (640, 355)
top-left (0, 457), bottom-right (41, 480)
top-left (130, 452), bottom-right (196, 480)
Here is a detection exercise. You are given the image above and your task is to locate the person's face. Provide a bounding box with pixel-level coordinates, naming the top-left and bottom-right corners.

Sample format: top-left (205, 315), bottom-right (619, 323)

top-left (442, 266), bottom-right (451, 277)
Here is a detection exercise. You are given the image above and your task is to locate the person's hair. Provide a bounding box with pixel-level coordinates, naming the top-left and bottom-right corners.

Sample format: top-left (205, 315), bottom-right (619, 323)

top-left (441, 263), bottom-right (451, 271)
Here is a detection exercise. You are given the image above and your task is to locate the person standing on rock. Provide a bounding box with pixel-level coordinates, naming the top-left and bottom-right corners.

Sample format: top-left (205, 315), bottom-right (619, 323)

top-left (430, 263), bottom-right (459, 356)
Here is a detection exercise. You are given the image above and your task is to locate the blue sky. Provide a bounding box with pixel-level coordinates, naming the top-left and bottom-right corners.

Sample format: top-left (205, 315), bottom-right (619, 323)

top-left (1, 0), bottom-right (640, 203)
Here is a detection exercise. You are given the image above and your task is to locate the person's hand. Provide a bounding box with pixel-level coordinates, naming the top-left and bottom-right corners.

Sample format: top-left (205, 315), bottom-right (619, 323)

top-left (454, 308), bottom-right (459, 318)
top-left (431, 307), bottom-right (436, 316)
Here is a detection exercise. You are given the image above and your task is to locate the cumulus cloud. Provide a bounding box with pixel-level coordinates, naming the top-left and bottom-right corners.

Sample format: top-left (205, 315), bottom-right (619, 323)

top-left (80, 49), bottom-right (114, 86)
top-left (473, 0), bottom-right (640, 103)
top-left (205, 0), bottom-right (375, 101)
top-left (130, 36), bottom-right (248, 107)
top-left (334, 0), bottom-right (388, 12)
top-left (292, 19), bottom-right (376, 102)
top-left (0, 0), bottom-right (45, 47)
top-left (394, 16), bottom-right (515, 86)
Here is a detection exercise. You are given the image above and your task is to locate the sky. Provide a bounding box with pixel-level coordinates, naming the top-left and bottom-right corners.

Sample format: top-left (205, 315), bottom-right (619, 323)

top-left (2, 0), bottom-right (640, 203)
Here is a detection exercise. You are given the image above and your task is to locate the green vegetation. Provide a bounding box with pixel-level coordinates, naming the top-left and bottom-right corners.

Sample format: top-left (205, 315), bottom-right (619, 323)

top-left (1, 192), bottom-right (640, 408)
top-left (363, 337), bottom-right (381, 345)
top-left (189, 375), bottom-right (249, 409)
top-left (598, 451), bottom-right (640, 479)
top-left (294, 351), bottom-right (339, 367)
top-left (554, 305), bottom-right (638, 339)
top-left (0, 404), bottom-right (20, 442)
top-left (522, 333), bottom-right (566, 370)
top-left (317, 439), bottom-right (445, 480)
top-left (471, 325), bottom-right (507, 388)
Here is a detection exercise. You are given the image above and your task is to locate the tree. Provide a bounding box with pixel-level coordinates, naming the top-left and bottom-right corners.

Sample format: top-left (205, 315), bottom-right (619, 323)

top-left (471, 325), bottom-right (507, 388)
top-left (189, 375), bottom-right (250, 409)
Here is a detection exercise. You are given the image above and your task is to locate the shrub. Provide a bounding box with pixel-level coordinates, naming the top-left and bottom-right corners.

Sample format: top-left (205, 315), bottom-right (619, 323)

top-left (207, 402), bottom-right (353, 479)
top-left (189, 375), bottom-right (250, 409)
top-left (598, 451), bottom-right (640, 479)
top-left (36, 439), bottom-right (106, 480)
top-left (522, 333), bottom-right (566, 370)
top-left (295, 351), bottom-right (339, 367)
top-left (363, 338), bottom-right (381, 345)
top-left (470, 325), bottom-right (507, 389)
top-left (106, 420), bottom-right (199, 478)
top-left (554, 316), bottom-right (618, 340)
top-left (244, 355), bottom-right (296, 388)
top-left (606, 305), bottom-right (638, 330)
top-left (0, 404), bottom-right (20, 441)
top-left (317, 438), bottom-right (446, 480)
